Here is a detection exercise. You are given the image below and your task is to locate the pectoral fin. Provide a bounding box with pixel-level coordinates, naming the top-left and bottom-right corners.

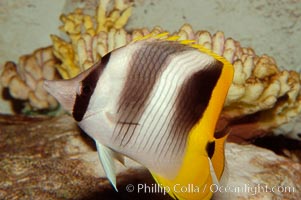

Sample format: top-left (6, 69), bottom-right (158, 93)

top-left (95, 140), bottom-right (123, 191)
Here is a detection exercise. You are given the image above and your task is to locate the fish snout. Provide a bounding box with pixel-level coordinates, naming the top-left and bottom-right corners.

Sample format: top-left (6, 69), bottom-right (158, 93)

top-left (43, 79), bottom-right (77, 112)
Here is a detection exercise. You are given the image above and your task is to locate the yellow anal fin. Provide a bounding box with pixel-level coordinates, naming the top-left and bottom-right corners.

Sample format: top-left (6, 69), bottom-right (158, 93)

top-left (151, 173), bottom-right (177, 199)
top-left (151, 172), bottom-right (213, 200)
top-left (150, 152), bottom-right (214, 200)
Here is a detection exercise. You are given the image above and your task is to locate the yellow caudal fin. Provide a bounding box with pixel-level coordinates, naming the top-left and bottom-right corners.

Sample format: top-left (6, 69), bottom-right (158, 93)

top-left (211, 134), bottom-right (227, 180)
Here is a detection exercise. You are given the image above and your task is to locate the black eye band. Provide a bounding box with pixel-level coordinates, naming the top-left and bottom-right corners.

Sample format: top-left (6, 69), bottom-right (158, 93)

top-left (72, 53), bottom-right (111, 121)
top-left (81, 84), bottom-right (93, 96)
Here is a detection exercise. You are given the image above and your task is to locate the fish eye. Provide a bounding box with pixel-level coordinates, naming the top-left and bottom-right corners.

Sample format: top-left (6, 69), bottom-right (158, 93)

top-left (81, 83), bottom-right (93, 96)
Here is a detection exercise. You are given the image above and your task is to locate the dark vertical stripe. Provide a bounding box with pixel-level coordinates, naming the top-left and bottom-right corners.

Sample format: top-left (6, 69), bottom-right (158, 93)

top-left (175, 60), bottom-right (223, 126)
top-left (162, 60), bottom-right (223, 158)
top-left (72, 53), bottom-right (111, 121)
top-left (114, 41), bottom-right (193, 145)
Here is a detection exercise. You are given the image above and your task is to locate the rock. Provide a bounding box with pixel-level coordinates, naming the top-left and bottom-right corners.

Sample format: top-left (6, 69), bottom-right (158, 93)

top-left (0, 114), bottom-right (300, 200)
top-left (221, 143), bottom-right (301, 200)
top-left (0, 114), bottom-right (170, 200)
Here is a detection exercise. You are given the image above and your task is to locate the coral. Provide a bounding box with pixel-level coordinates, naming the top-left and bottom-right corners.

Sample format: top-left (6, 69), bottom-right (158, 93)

top-left (0, 46), bottom-right (59, 111)
top-left (51, 0), bottom-right (132, 79)
top-left (53, 3), bottom-right (301, 141)
top-left (1, 0), bottom-right (301, 142)
top-left (176, 26), bottom-right (301, 142)
top-left (172, 25), bottom-right (301, 142)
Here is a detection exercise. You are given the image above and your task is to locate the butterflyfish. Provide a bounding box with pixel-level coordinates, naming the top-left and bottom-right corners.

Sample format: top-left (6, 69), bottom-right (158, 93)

top-left (44, 33), bottom-right (234, 200)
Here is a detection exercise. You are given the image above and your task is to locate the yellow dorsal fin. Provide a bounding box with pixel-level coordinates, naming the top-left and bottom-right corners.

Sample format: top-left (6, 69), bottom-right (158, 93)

top-left (152, 32), bottom-right (169, 39)
top-left (131, 32), bottom-right (232, 71)
top-left (132, 31), bottom-right (169, 42)
top-left (166, 35), bottom-right (180, 41)
top-left (179, 39), bottom-right (195, 45)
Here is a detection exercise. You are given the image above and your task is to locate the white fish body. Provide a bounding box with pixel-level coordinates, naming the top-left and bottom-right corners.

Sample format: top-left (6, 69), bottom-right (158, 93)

top-left (44, 35), bottom-right (233, 200)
